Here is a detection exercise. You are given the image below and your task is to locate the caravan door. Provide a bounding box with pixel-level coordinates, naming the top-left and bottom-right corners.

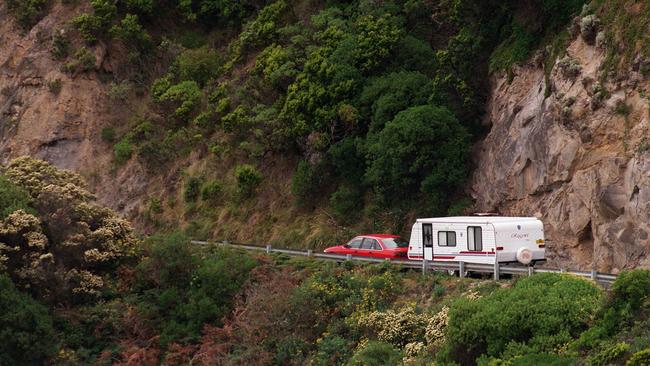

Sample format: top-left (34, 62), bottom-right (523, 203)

top-left (422, 223), bottom-right (434, 260)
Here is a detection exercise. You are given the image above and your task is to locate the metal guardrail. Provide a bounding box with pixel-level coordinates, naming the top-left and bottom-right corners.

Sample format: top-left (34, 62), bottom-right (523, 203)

top-left (190, 240), bottom-right (618, 286)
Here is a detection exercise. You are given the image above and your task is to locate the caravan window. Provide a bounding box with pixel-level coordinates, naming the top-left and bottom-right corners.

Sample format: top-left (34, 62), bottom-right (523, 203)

top-left (467, 226), bottom-right (483, 251)
top-left (437, 231), bottom-right (456, 247)
top-left (422, 224), bottom-right (433, 247)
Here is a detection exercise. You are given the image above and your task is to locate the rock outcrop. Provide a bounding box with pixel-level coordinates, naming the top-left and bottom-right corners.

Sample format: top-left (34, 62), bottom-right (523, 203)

top-left (0, 2), bottom-right (150, 216)
top-left (472, 32), bottom-right (650, 272)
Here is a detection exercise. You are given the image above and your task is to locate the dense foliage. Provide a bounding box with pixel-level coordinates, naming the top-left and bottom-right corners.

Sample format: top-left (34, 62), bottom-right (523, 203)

top-left (20, 0), bottom-right (579, 238)
top-left (442, 273), bottom-right (602, 364)
top-left (0, 274), bottom-right (56, 366)
top-left (132, 233), bottom-right (257, 346)
top-left (1, 172), bottom-right (649, 366)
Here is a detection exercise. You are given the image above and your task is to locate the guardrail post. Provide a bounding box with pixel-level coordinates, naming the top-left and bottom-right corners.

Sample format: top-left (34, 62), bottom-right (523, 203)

top-left (422, 259), bottom-right (428, 275)
top-left (591, 269), bottom-right (597, 280)
top-left (459, 261), bottom-right (465, 278)
top-left (528, 266), bottom-right (534, 277)
top-left (307, 249), bottom-right (313, 257)
top-left (223, 240), bottom-right (229, 246)
top-left (493, 261), bottom-right (500, 281)
top-left (346, 254), bottom-right (352, 261)
top-left (265, 245), bottom-right (271, 254)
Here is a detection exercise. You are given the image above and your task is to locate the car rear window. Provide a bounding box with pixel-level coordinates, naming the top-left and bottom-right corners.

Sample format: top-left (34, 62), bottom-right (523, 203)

top-left (382, 237), bottom-right (408, 248)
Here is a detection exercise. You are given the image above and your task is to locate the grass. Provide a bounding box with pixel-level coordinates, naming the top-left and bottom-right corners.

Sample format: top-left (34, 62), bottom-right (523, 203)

top-left (594, 0), bottom-right (650, 81)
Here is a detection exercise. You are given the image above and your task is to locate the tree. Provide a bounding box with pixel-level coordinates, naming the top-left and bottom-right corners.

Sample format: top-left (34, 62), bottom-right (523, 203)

top-left (360, 71), bottom-right (433, 133)
top-left (0, 274), bottom-right (56, 366)
top-left (0, 157), bottom-right (138, 303)
top-left (365, 105), bottom-right (470, 211)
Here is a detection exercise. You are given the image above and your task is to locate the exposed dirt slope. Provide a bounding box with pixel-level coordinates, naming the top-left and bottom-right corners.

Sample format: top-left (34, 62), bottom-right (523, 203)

top-left (0, 2), bottom-right (152, 216)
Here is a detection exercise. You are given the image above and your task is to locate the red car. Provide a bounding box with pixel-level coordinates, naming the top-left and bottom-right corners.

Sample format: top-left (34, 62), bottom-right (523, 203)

top-left (324, 234), bottom-right (409, 259)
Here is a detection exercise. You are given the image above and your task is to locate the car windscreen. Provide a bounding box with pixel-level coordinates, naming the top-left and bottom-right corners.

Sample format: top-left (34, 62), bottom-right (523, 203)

top-left (381, 237), bottom-right (408, 248)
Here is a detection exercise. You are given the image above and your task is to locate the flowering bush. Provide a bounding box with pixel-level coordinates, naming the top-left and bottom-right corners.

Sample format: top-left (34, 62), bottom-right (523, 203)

top-left (0, 157), bottom-right (138, 303)
top-left (354, 304), bottom-right (427, 347)
top-left (425, 305), bottom-right (450, 347)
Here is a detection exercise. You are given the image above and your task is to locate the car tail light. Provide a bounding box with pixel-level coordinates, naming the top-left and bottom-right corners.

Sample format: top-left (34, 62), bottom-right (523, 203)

top-left (496, 246), bottom-right (504, 251)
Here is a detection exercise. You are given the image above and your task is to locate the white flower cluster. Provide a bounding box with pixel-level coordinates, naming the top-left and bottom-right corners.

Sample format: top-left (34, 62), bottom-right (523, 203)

top-left (402, 341), bottom-right (426, 364)
top-left (425, 305), bottom-right (449, 347)
top-left (355, 304), bottom-right (427, 347)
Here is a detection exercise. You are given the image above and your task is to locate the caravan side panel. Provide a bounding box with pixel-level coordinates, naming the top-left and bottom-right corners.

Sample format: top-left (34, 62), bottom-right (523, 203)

top-left (493, 220), bottom-right (545, 263)
top-left (407, 223), bottom-right (423, 260)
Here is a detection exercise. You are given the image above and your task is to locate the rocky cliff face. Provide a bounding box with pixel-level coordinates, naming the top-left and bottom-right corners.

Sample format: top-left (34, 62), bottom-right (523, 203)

top-left (471, 31), bottom-right (650, 272)
top-left (0, 2), bottom-right (152, 216)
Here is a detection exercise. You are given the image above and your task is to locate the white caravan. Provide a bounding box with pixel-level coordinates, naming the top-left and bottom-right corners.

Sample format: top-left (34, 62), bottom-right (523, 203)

top-left (407, 216), bottom-right (545, 265)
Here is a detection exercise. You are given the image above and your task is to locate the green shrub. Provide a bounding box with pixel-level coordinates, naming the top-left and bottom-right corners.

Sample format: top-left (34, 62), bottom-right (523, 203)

top-left (51, 29), bottom-right (70, 60)
top-left (220, 105), bottom-right (250, 131)
top-left (71, 13), bottom-right (103, 42)
top-left (6, 0), bottom-right (48, 29)
top-left (184, 176), bottom-right (202, 203)
top-left (391, 35), bottom-right (437, 74)
top-left (365, 105), bottom-right (470, 211)
top-left (63, 47), bottom-right (96, 73)
top-left (359, 71), bottom-right (432, 132)
top-left (312, 335), bottom-right (351, 366)
top-left (178, 0), bottom-right (250, 23)
top-left (330, 186), bottom-right (362, 224)
top-left (71, 0), bottom-right (117, 42)
top-left (443, 273), bottom-right (602, 364)
top-left (489, 22), bottom-right (536, 72)
top-left (201, 179), bottom-right (222, 202)
top-left (110, 14), bottom-right (151, 50)
top-left (327, 137), bottom-right (365, 185)
top-left (234, 164), bottom-right (262, 198)
top-left (151, 75), bottom-right (172, 101)
top-left (134, 233), bottom-right (257, 345)
top-left (137, 140), bottom-right (173, 168)
top-left (627, 348), bottom-right (650, 366)
top-left (291, 160), bottom-right (324, 206)
top-left (123, 0), bottom-right (155, 15)
top-left (46, 79), bottom-right (63, 94)
top-left (114, 137), bottom-right (133, 165)
top-left (354, 14), bottom-right (402, 72)
top-left (238, 1), bottom-right (287, 51)
top-left (108, 81), bottom-right (132, 101)
top-left (176, 47), bottom-right (222, 86)
top-left (480, 352), bottom-right (575, 366)
top-left (348, 341), bottom-right (402, 366)
top-left (254, 44), bottom-right (298, 90)
top-left (156, 80), bottom-right (203, 120)
top-left (594, 269), bottom-right (650, 336)
top-left (0, 175), bottom-right (33, 219)
top-left (0, 274), bottom-right (56, 366)
top-left (615, 268), bottom-right (650, 307)
top-left (100, 127), bottom-right (116, 143)
top-left (587, 342), bottom-right (630, 366)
